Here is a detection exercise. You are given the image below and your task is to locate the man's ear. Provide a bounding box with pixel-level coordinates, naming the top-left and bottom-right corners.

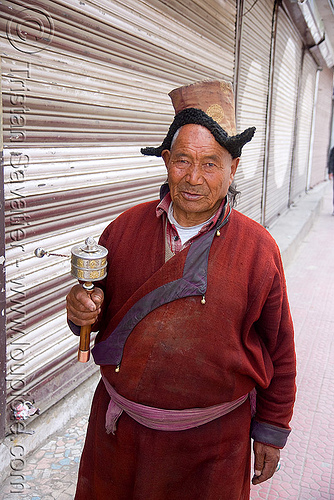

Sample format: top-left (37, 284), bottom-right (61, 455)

top-left (230, 157), bottom-right (240, 183)
top-left (161, 149), bottom-right (170, 168)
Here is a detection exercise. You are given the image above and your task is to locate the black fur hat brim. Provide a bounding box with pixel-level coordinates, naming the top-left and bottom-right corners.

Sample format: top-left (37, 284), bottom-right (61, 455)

top-left (141, 108), bottom-right (255, 159)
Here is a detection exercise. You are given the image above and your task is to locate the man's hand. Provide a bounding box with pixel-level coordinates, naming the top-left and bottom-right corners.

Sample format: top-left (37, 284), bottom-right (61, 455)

top-left (66, 284), bottom-right (104, 326)
top-left (252, 441), bottom-right (280, 485)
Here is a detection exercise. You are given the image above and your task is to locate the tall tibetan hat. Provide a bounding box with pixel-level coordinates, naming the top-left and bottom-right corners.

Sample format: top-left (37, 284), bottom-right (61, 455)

top-left (141, 80), bottom-right (255, 159)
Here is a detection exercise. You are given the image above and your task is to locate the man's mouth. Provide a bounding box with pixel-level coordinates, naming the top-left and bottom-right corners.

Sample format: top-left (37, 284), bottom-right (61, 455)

top-left (181, 191), bottom-right (203, 201)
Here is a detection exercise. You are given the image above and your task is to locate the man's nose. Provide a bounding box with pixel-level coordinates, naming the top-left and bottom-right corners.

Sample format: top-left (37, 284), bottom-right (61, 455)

top-left (185, 163), bottom-right (203, 184)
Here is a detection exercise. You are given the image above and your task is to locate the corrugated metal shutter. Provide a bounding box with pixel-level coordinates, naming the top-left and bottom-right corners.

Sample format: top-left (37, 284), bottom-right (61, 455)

top-left (264, 7), bottom-right (302, 226)
top-left (236, 0), bottom-right (274, 223)
top-left (290, 50), bottom-right (317, 201)
top-left (1, 0), bottom-right (236, 421)
top-left (310, 66), bottom-right (334, 187)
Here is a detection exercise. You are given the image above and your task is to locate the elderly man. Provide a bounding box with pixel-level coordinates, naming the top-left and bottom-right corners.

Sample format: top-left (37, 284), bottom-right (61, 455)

top-left (67, 80), bottom-right (296, 500)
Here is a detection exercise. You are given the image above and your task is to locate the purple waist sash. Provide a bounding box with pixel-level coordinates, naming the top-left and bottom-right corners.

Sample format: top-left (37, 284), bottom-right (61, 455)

top-left (101, 374), bottom-right (249, 434)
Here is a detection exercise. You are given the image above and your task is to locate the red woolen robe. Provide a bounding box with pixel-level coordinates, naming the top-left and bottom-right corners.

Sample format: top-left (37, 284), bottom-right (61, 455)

top-left (74, 200), bottom-right (296, 500)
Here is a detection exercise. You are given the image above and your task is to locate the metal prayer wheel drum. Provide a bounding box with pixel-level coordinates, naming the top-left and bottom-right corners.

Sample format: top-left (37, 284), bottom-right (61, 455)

top-left (71, 237), bottom-right (108, 283)
top-left (71, 237), bottom-right (108, 363)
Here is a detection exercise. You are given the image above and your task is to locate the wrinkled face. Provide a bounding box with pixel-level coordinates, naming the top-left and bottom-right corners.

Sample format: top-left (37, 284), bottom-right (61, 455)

top-left (162, 124), bottom-right (239, 227)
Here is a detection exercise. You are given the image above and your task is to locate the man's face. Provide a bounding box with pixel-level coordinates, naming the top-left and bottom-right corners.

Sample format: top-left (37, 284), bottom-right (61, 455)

top-left (162, 124), bottom-right (239, 227)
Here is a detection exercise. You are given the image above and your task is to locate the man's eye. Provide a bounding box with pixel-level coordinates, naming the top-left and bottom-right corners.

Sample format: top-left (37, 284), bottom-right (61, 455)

top-left (172, 159), bottom-right (191, 168)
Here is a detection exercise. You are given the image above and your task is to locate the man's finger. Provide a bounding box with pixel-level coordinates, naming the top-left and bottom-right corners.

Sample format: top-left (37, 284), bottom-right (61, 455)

top-left (253, 458), bottom-right (277, 484)
top-left (67, 304), bottom-right (101, 321)
top-left (91, 289), bottom-right (104, 307)
top-left (252, 442), bottom-right (280, 485)
top-left (66, 285), bottom-right (104, 326)
top-left (252, 441), bottom-right (265, 483)
top-left (67, 285), bottom-right (103, 311)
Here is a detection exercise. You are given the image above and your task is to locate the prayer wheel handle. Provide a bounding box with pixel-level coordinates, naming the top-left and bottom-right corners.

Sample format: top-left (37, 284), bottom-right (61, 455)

top-left (77, 281), bottom-right (94, 363)
top-left (71, 237), bottom-right (108, 363)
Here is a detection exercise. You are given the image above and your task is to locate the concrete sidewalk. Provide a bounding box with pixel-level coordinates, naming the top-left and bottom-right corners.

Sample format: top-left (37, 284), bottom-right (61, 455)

top-left (2, 182), bottom-right (334, 500)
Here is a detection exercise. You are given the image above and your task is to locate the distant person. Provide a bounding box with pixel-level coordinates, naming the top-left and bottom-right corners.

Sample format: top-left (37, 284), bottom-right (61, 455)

top-left (328, 146), bottom-right (334, 215)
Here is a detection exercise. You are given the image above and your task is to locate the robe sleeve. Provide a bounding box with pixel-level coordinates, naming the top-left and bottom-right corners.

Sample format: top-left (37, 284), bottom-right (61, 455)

top-left (251, 255), bottom-right (296, 449)
top-left (68, 319), bottom-right (81, 336)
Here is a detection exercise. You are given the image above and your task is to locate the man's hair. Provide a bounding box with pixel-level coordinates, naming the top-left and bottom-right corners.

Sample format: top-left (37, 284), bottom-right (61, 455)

top-left (228, 182), bottom-right (240, 207)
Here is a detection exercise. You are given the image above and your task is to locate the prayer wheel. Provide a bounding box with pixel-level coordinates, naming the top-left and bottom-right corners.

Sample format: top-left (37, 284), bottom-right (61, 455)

top-left (71, 237), bottom-right (108, 362)
top-left (34, 237), bottom-right (108, 363)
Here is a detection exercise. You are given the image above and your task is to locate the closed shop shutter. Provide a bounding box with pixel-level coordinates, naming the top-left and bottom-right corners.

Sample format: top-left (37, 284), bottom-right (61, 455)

top-left (1, 0), bottom-right (236, 421)
top-left (290, 50), bottom-right (317, 201)
top-left (264, 6), bottom-right (302, 226)
top-left (236, 0), bottom-right (275, 223)
top-left (310, 66), bottom-right (334, 187)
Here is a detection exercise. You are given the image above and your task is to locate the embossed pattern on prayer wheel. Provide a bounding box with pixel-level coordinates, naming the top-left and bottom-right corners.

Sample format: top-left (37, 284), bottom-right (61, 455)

top-left (71, 237), bottom-right (108, 282)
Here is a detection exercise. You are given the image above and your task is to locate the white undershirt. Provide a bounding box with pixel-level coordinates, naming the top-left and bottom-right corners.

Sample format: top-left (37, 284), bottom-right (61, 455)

top-left (168, 202), bottom-right (215, 245)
